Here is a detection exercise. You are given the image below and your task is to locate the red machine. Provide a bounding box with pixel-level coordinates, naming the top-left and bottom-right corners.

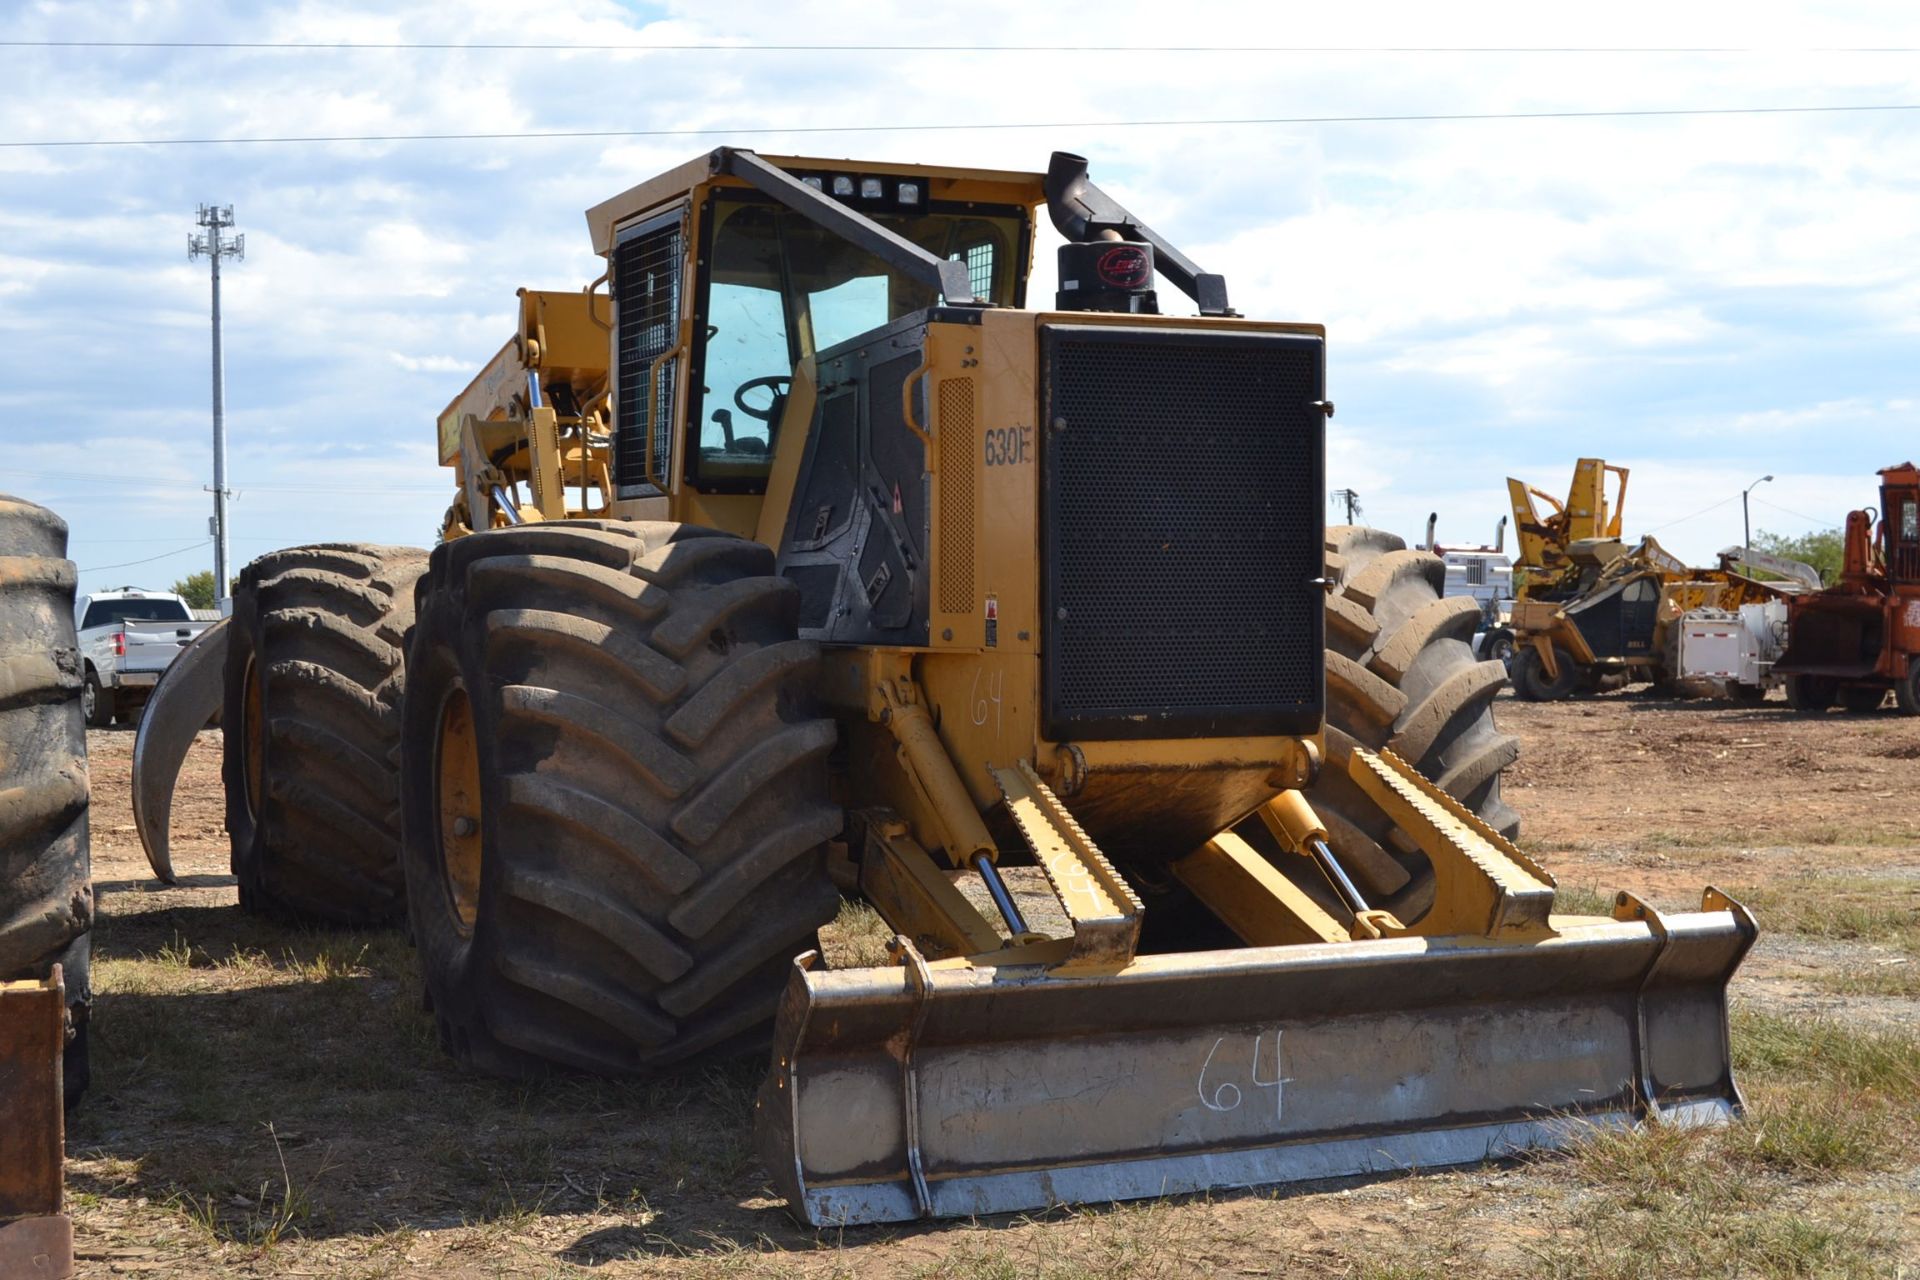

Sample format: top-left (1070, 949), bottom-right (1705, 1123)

top-left (1774, 462), bottom-right (1920, 712)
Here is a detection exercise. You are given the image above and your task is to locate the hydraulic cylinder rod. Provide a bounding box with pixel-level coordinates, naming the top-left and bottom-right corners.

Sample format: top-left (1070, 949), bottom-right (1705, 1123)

top-left (970, 852), bottom-right (1029, 937)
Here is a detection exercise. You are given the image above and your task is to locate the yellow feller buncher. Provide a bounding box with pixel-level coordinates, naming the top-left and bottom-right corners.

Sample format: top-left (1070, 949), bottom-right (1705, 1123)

top-left (1508, 535), bottom-right (1792, 702)
top-left (135, 149), bottom-right (1755, 1225)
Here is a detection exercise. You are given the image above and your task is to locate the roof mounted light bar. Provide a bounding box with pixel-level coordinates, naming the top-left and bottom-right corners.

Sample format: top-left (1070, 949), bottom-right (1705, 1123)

top-left (712, 147), bottom-right (979, 306)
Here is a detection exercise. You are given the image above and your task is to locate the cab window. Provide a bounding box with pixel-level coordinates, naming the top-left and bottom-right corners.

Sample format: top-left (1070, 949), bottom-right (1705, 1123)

top-left (687, 196), bottom-right (1023, 491)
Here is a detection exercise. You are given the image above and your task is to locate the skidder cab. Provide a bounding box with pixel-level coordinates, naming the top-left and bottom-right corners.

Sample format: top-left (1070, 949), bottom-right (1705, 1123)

top-left (135, 147), bottom-right (1756, 1227)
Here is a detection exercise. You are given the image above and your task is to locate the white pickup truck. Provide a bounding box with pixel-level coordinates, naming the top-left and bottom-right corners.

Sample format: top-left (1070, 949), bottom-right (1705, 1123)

top-left (76, 588), bottom-right (216, 727)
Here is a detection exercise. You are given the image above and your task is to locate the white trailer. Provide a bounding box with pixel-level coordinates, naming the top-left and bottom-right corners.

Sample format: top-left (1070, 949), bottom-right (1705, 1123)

top-left (1675, 601), bottom-right (1789, 703)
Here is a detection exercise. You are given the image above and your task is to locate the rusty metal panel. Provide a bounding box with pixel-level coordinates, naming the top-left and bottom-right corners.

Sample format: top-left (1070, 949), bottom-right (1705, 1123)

top-left (756, 903), bottom-right (1755, 1226)
top-left (0, 972), bottom-right (70, 1279)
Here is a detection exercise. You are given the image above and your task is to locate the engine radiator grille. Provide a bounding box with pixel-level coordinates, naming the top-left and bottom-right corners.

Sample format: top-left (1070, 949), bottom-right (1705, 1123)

top-left (1040, 324), bottom-right (1325, 740)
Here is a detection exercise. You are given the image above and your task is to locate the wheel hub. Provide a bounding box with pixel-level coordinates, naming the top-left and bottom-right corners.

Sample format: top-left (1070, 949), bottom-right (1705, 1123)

top-left (241, 655), bottom-right (265, 819)
top-left (434, 684), bottom-right (484, 933)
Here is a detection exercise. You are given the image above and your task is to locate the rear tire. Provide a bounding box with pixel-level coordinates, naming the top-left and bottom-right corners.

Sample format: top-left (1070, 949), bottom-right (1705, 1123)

top-left (1839, 684), bottom-right (1886, 713)
top-left (401, 521), bottom-right (841, 1076)
top-left (0, 494), bottom-right (93, 1105)
top-left (1306, 527), bottom-right (1522, 919)
top-left (224, 544), bottom-right (427, 922)
top-left (1784, 674), bottom-right (1836, 712)
top-left (1478, 626), bottom-right (1516, 666)
top-left (1898, 665), bottom-right (1920, 715)
top-left (82, 669), bottom-right (112, 728)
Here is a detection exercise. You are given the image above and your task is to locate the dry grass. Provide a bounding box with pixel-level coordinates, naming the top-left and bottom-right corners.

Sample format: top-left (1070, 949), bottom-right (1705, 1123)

top-left (1724, 876), bottom-right (1920, 953)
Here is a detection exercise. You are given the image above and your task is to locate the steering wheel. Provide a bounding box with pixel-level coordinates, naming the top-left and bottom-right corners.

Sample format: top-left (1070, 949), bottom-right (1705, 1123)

top-left (733, 375), bottom-right (792, 424)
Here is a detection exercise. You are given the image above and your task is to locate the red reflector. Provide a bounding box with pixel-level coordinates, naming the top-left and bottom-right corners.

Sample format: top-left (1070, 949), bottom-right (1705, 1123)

top-left (113, 632), bottom-right (125, 656)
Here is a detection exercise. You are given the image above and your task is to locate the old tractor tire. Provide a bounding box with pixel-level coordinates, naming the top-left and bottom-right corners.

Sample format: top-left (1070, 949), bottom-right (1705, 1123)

top-left (224, 544), bottom-right (428, 923)
top-left (0, 494), bottom-right (93, 1105)
top-left (400, 521), bottom-right (841, 1077)
top-left (1511, 644), bottom-right (1581, 702)
top-left (1308, 526), bottom-right (1522, 920)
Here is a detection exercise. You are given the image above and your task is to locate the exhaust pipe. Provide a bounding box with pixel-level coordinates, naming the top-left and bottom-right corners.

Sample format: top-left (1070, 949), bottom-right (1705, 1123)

top-left (1043, 152), bottom-right (1232, 316)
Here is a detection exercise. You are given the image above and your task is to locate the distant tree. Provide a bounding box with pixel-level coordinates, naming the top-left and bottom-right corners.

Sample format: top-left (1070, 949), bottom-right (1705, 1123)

top-left (170, 570), bottom-right (217, 610)
top-left (1752, 527), bottom-right (1845, 587)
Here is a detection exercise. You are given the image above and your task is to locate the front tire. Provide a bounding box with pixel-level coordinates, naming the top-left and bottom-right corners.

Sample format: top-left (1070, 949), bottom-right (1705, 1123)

top-left (1307, 528), bottom-right (1522, 919)
top-left (401, 521), bottom-right (841, 1076)
top-left (1511, 644), bottom-right (1581, 702)
top-left (224, 544), bottom-right (427, 922)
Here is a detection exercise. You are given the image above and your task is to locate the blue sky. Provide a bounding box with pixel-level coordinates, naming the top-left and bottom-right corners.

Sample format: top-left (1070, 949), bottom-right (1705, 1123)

top-left (3, 0), bottom-right (1916, 599)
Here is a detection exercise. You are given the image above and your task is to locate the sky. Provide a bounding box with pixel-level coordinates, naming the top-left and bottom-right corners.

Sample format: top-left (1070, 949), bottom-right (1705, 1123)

top-left (3, 0), bottom-right (1917, 601)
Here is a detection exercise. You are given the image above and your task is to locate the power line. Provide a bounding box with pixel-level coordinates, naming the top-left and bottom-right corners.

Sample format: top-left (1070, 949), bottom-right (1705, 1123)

top-left (1643, 493), bottom-right (1739, 534)
top-left (7, 466), bottom-right (447, 495)
top-left (1753, 495), bottom-right (1840, 526)
top-left (5, 40), bottom-right (1918, 52)
top-left (78, 538), bottom-right (211, 573)
top-left (5, 101), bottom-right (1916, 149)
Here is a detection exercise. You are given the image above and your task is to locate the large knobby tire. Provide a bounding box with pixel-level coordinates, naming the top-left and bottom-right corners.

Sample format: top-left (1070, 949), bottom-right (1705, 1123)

top-left (401, 521), bottom-right (842, 1076)
top-left (0, 494), bottom-right (93, 1105)
top-left (225, 544), bottom-right (427, 922)
top-left (1312, 526), bottom-right (1522, 919)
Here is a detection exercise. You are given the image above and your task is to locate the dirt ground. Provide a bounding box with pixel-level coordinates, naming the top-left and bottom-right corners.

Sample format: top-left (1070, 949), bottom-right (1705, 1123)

top-left (66, 689), bottom-right (1920, 1278)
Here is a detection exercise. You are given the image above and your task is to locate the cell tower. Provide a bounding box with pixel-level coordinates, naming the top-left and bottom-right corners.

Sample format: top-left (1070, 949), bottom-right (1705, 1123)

top-left (188, 205), bottom-right (244, 605)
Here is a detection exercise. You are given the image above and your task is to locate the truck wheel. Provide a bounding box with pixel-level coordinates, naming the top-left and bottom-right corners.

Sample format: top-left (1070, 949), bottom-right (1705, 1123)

top-left (1310, 527), bottom-right (1522, 919)
top-left (1478, 626), bottom-right (1516, 666)
top-left (225, 544), bottom-right (428, 922)
top-left (1898, 666), bottom-right (1920, 715)
top-left (1838, 685), bottom-right (1886, 713)
top-left (82, 668), bottom-right (112, 728)
top-left (1784, 674), bottom-right (1836, 712)
top-left (401, 522), bottom-right (841, 1076)
top-left (0, 494), bottom-right (93, 1105)
top-left (1511, 645), bottom-right (1581, 702)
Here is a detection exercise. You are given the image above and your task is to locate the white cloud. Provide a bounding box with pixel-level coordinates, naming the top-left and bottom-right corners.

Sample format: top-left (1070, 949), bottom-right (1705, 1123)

top-left (3, 0), bottom-right (1919, 592)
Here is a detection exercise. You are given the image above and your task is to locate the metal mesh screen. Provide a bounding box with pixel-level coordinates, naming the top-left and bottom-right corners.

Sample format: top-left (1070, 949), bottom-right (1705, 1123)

top-left (1041, 324), bottom-right (1325, 739)
top-left (612, 211), bottom-right (684, 493)
top-left (936, 377), bottom-right (977, 614)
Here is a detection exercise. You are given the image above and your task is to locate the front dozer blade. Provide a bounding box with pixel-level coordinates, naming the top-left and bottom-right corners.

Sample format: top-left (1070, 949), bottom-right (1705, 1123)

top-left (131, 617), bottom-right (228, 884)
top-left (757, 893), bottom-right (1755, 1226)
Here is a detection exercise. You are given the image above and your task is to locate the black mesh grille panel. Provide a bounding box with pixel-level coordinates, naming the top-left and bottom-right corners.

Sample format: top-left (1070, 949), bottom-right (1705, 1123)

top-left (612, 209), bottom-right (684, 494)
top-left (1041, 324), bottom-right (1325, 739)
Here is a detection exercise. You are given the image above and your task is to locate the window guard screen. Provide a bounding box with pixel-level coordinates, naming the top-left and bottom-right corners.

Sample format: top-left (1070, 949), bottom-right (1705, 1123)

top-left (613, 208), bottom-right (685, 495)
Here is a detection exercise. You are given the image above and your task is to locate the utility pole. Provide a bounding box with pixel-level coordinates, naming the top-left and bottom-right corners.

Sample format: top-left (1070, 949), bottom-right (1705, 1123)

top-left (189, 205), bottom-right (244, 606)
top-left (1330, 489), bottom-right (1362, 525)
